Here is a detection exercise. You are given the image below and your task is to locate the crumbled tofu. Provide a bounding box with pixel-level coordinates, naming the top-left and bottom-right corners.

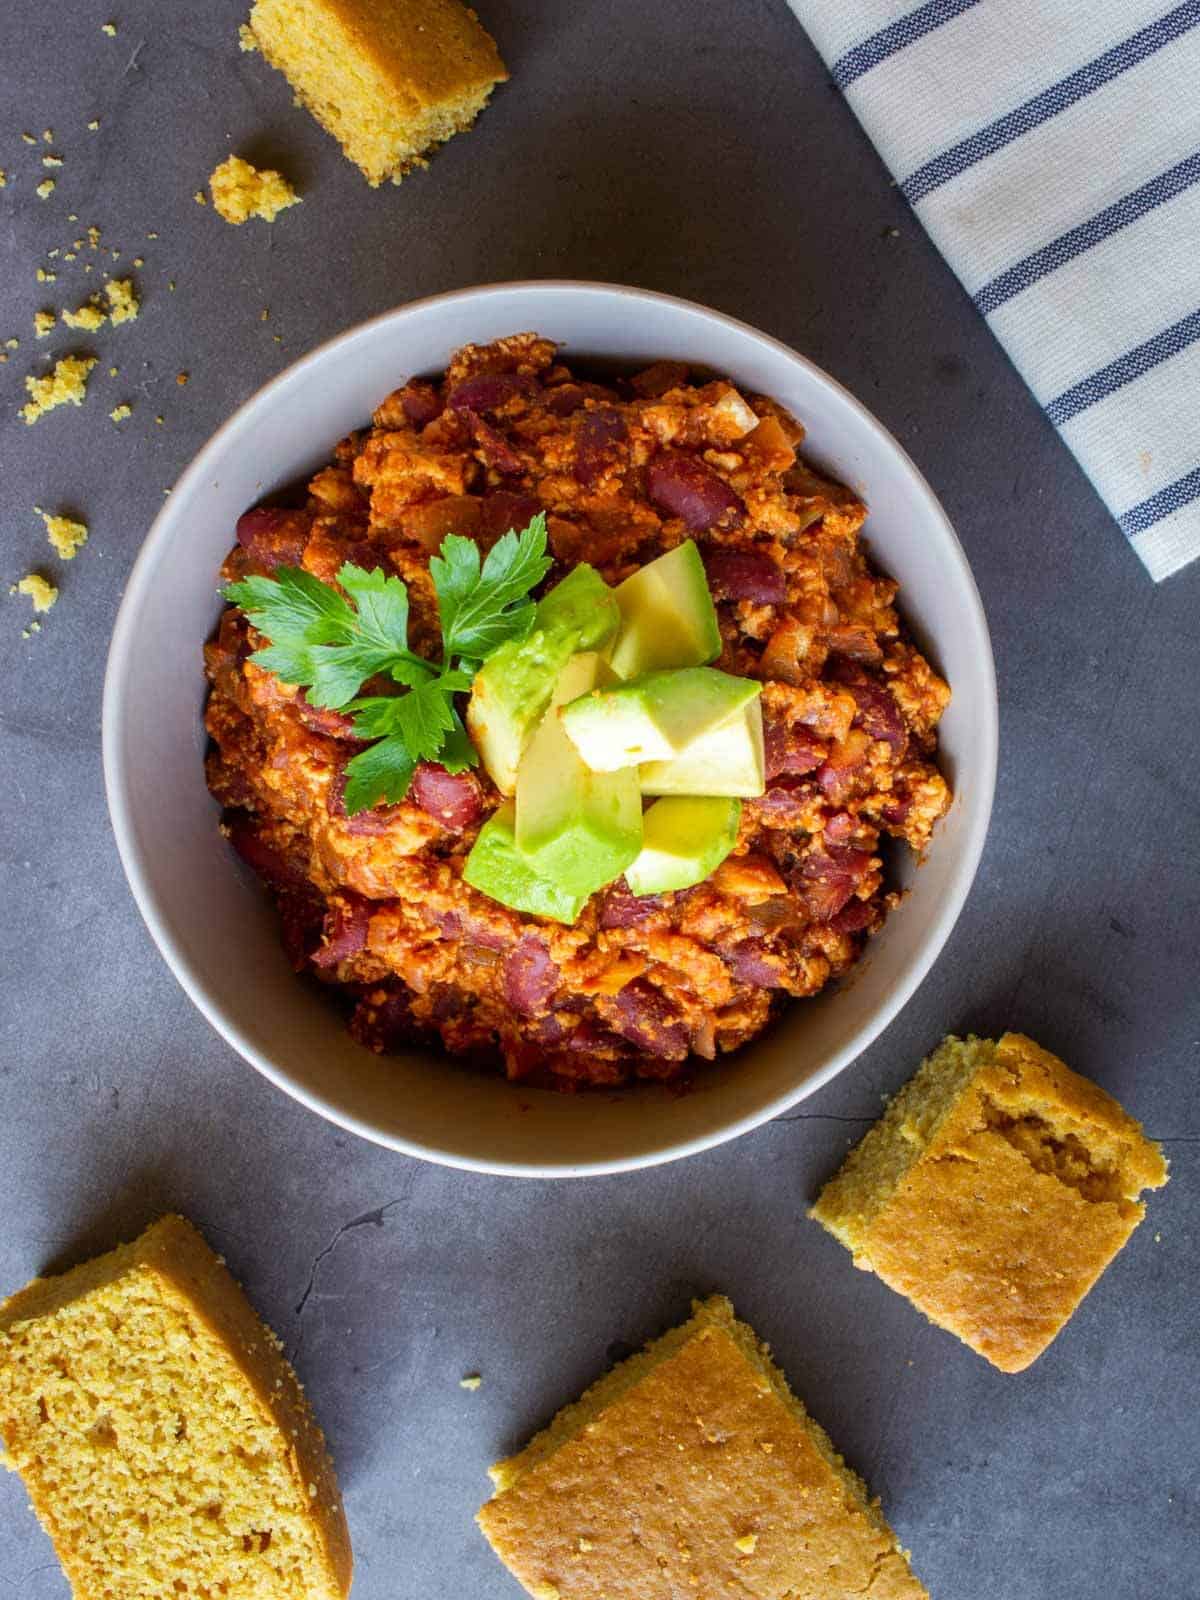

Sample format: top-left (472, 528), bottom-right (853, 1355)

top-left (734, 1534), bottom-right (758, 1555)
top-left (209, 155), bottom-right (300, 225)
top-left (41, 512), bottom-right (88, 561)
top-left (21, 355), bottom-right (97, 424)
top-left (109, 403), bottom-right (132, 422)
top-left (577, 1538), bottom-right (593, 1553)
top-left (16, 574), bottom-right (57, 613)
top-left (33, 311), bottom-right (56, 338)
top-left (459, 1374), bottom-right (482, 1391)
top-left (63, 300), bottom-right (107, 331)
top-left (104, 278), bottom-right (139, 325)
top-left (36, 179), bottom-right (55, 200)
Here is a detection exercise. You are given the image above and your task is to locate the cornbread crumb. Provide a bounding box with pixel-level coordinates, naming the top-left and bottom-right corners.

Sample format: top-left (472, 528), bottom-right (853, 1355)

top-left (88, 119), bottom-right (100, 131)
top-left (194, 189), bottom-right (208, 205)
top-left (177, 370), bottom-right (189, 385)
top-left (460, 1373), bottom-right (482, 1390)
top-left (0, 170), bottom-right (6, 188)
top-left (0, 1216), bottom-right (352, 1600)
top-left (109, 365), bottom-right (119, 376)
top-left (811, 1033), bottom-right (1169, 1373)
top-left (36, 268), bottom-right (57, 283)
top-left (34, 311), bottom-right (56, 338)
top-left (5, 337), bottom-right (19, 350)
top-left (36, 178), bottom-right (55, 200)
top-left (110, 403), bottom-right (132, 422)
top-left (41, 512), bottom-right (88, 561)
top-left (102, 20), bottom-right (117, 34)
top-left (239, 22), bottom-right (259, 50)
top-left (246, 0), bottom-right (508, 186)
top-left (42, 129), bottom-right (53, 142)
top-left (15, 574), bottom-right (57, 612)
top-left (133, 255), bottom-right (145, 266)
top-left (21, 355), bottom-right (97, 424)
top-left (42, 154), bottom-right (63, 168)
top-left (62, 300), bottom-right (107, 332)
top-left (87, 225), bottom-right (101, 247)
top-left (104, 277), bottom-right (139, 324)
top-left (209, 154), bottom-right (300, 223)
top-left (21, 132), bottom-right (37, 145)
top-left (479, 1295), bottom-right (927, 1599)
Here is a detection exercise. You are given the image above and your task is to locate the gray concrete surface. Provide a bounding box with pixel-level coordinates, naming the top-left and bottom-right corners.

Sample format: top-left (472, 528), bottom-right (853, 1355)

top-left (1, 2), bottom-right (1196, 1595)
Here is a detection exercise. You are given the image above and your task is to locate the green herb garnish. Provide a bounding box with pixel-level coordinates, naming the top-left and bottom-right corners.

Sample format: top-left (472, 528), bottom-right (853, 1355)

top-left (225, 514), bottom-right (552, 813)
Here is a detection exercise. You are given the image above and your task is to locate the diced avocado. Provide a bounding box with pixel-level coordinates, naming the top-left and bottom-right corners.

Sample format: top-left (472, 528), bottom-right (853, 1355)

top-left (560, 667), bottom-right (761, 772)
top-left (607, 539), bottom-right (721, 679)
top-left (639, 698), bottom-right (766, 797)
top-left (466, 567), bottom-right (620, 796)
top-left (625, 797), bottom-right (742, 895)
top-left (515, 653), bottom-right (643, 897)
top-left (467, 629), bottom-right (578, 795)
top-left (463, 802), bottom-right (588, 925)
top-left (534, 563), bottom-right (620, 650)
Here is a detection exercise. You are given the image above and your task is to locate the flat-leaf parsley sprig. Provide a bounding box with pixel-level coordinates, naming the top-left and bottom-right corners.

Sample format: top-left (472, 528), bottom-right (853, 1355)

top-left (225, 514), bottom-right (552, 813)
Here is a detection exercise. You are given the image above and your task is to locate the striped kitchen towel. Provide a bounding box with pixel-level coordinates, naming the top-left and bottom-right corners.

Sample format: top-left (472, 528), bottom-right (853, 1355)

top-left (786, 0), bottom-right (1200, 581)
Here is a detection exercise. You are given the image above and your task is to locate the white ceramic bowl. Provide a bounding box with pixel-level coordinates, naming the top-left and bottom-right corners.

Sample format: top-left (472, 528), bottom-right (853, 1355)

top-left (103, 282), bottom-right (997, 1177)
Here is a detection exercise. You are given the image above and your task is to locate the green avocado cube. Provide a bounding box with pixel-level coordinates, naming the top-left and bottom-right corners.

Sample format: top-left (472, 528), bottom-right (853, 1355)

top-left (559, 667), bottom-right (761, 772)
top-left (639, 698), bottom-right (766, 797)
top-left (465, 567), bottom-right (620, 796)
top-left (607, 539), bottom-right (721, 679)
top-left (463, 801), bottom-right (588, 925)
top-left (534, 563), bottom-right (620, 649)
top-left (515, 653), bottom-right (643, 897)
top-left (625, 796), bottom-right (742, 895)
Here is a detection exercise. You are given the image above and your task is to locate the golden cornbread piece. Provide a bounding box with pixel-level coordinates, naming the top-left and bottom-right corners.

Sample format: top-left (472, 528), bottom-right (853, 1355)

top-left (209, 155), bottom-right (301, 223)
top-left (15, 574), bottom-right (58, 613)
top-left (0, 1215), bottom-right (352, 1600)
top-left (811, 1033), bottom-right (1168, 1372)
top-left (41, 511), bottom-right (88, 561)
top-left (20, 354), bottom-right (97, 424)
top-left (247, 0), bottom-right (508, 185)
top-left (478, 1295), bottom-right (927, 1600)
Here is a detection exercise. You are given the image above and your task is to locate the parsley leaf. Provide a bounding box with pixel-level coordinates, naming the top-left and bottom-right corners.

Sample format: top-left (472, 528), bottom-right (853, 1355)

top-left (223, 515), bottom-right (548, 814)
top-left (430, 514), bottom-right (553, 661)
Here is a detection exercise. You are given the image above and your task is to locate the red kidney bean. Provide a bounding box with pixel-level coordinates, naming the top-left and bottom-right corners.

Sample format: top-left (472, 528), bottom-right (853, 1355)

top-left (478, 491), bottom-right (542, 542)
top-left (295, 692), bottom-right (363, 743)
top-left (410, 764), bottom-right (483, 831)
top-left (310, 893), bottom-right (372, 969)
top-left (630, 360), bottom-right (690, 398)
top-left (646, 452), bottom-right (745, 531)
top-left (827, 660), bottom-right (907, 751)
top-left (225, 816), bottom-right (310, 894)
top-left (764, 719), bottom-right (826, 780)
top-left (447, 372), bottom-right (537, 414)
top-left (830, 899), bottom-right (876, 934)
top-left (398, 380), bottom-right (444, 426)
top-left (234, 507), bottom-right (312, 573)
top-left (599, 886), bottom-right (667, 928)
top-left (503, 936), bottom-right (559, 1016)
top-left (464, 410), bottom-right (523, 475)
top-left (611, 979), bottom-right (690, 1059)
top-left (723, 938), bottom-right (786, 988)
top-left (573, 408), bottom-right (628, 488)
top-left (701, 547), bottom-right (786, 605)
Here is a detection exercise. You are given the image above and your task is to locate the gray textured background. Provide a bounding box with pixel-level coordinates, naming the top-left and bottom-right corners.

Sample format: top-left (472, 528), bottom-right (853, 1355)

top-left (1, 3), bottom-right (1196, 1596)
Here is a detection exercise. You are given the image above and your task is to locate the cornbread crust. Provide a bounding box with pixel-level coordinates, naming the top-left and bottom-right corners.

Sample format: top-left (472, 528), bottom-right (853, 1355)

top-left (811, 1033), bottom-right (1169, 1372)
top-left (478, 1295), bottom-right (927, 1600)
top-left (0, 1215), bottom-right (352, 1599)
top-left (247, 0), bottom-right (508, 185)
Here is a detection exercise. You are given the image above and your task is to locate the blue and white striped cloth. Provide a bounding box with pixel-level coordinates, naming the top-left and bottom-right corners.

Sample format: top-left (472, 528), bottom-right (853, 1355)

top-left (787, 0), bottom-right (1200, 581)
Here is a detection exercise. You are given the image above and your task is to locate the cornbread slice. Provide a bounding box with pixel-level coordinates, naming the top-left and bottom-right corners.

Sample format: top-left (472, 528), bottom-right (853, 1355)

top-left (478, 1295), bottom-right (927, 1600)
top-left (0, 1215), bottom-right (352, 1600)
top-left (210, 155), bottom-right (301, 224)
top-left (247, 0), bottom-right (508, 186)
top-left (812, 1033), bottom-right (1168, 1373)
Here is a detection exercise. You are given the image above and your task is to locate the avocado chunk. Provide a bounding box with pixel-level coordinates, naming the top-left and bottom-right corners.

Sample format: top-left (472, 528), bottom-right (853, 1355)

top-left (607, 539), bottom-right (721, 679)
top-left (625, 796), bottom-right (742, 895)
top-left (560, 666), bottom-right (761, 772)
top-left (515, 653), bottom-right (643, 897)
top-left (639, 698), bottom-right (766, 797)
top-left (534, 563), bottom-right (620, 649)
top-left (463, 801), bottom-right (588, 924)
top-left (466, 567), bottom-right (620, 795)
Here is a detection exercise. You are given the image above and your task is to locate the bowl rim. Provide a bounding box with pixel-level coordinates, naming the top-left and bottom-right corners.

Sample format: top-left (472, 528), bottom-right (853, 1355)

top-left (102, 279), bottom-right (998, 1177)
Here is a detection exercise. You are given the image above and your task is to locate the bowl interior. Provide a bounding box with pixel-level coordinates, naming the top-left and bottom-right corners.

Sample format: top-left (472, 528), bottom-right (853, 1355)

top-left (103, 282), bottom-right (996, 1176)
